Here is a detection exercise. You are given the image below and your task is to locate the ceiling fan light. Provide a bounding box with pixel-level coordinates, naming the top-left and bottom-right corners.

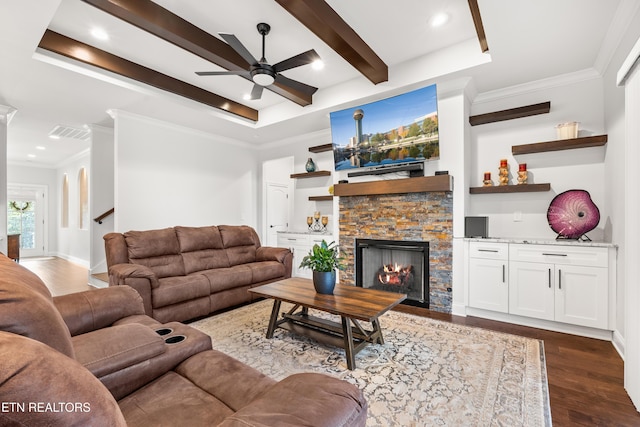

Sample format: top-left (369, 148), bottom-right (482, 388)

top-left (252, 72), bottom-right (275, 86)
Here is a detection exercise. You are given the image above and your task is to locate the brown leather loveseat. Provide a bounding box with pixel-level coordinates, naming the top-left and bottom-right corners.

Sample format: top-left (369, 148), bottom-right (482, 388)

top-left (0, 254), bottom-right (368, 426)
top-left (104, 225), bottom-right (293, 323)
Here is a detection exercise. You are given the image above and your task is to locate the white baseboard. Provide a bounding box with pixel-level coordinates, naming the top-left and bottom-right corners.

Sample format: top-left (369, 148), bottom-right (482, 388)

top-left (466, 307), bottom-right (614, 341)
top-left (52, 252), bottom-right (89, 269)
top-left (88, 275), bottom-right (108, 289)
top-left (613, 329), bottom-right (626, 360)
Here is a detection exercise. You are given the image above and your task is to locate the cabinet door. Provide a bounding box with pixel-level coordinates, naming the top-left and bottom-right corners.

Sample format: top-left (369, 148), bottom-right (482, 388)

top-left (278, 236), bottom-right (308, 278)
top-left (509, 261), bottom-right (555, 321)
top-left (554, 265), bottom-right (608, 329)
top-left (469, 258), bottom-right (508, 313)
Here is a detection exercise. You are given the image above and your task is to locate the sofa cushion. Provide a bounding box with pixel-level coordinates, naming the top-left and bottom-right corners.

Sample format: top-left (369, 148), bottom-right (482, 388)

top-left (175, 350), bottom-right (277, 412)
top-left (118, 371), bottom-right (233, 427)
top-left (219, 225), bottom-right (258, 266)
top-left (0, 255), bottom-right (75, 358)
top-left (182, 249), bottom-right (231, 274)
top-left (153, 274), bottom-right (211, 308)
top-left (201, 265), bottom-right (253, 293)
top-left (0, 331), bottom-right (126, 427)
top-left (247, 261), bottom-right (286, 283)
top-left (125, 228), bottom-right (186, 277)
top-left (218, 373), bottom-right (368, 427)
top-left (175, 226), bottom-right (224, 252)
top-left (73, 323), bottom-right (166, 378)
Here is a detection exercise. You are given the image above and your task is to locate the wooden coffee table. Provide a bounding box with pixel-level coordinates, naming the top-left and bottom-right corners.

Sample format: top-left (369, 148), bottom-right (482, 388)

top-left (249, 277), bottom-right (406, 370)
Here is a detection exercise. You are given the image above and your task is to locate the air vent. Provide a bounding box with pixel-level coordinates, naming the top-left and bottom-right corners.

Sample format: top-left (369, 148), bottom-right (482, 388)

top-left (48, 125), bottom-right (91, 141)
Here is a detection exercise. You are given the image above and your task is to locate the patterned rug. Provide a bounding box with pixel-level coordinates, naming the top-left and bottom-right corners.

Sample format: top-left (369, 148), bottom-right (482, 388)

top-left (190, 300), bottom-right (551, 427)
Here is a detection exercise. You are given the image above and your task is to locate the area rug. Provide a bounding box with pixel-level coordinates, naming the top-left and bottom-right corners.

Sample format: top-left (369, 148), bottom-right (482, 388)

top-left (190, 300), bottom-right (551, 427)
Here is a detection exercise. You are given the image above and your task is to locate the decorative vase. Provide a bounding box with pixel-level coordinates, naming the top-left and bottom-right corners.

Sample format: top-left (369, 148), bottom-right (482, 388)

top-left (312, 270), bottom-right (336, 295)
top-left (305, 157), bottom-right (316, 172)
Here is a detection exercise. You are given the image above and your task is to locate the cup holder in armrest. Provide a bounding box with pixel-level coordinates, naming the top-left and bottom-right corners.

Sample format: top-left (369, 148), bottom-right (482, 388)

top-left (164, 335), bottom-right (186, 344)
top-left (155, 328), bottom-right (173, 336)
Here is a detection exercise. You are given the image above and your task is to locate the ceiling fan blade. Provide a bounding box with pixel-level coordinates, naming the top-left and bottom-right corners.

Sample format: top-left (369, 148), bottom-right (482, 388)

top-left (219, 33), bottom-right (258, 66)
top-left (272, 49), bottom-right (320, 73)
top-left (274, 73), bottom-right (318, 97)
top-left (250, 84), bottom-right (264, 100)
top-left (195, 70), bottom-right (251, 77)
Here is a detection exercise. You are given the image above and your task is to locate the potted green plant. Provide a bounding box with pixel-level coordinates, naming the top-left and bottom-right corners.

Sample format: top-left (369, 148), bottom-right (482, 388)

top-left (299, 240), bottom-right (346, 294)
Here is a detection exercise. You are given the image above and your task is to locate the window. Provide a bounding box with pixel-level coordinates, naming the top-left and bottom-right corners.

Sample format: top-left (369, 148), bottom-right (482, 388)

top-left (7, 200), bottom-right (35, 249)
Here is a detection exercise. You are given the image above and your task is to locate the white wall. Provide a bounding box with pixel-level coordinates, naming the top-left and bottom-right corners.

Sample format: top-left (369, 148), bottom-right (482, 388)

top-left (7, 164), bottom-right (57, 254)
top-left (56, 150), bottom-right (91, 267)
top-left (112, 110), bottom-right (258, 232)
top-left (258, 129), bottom-right (335, 235)
top-left (89, 125), bottom-right (114, 274)
top-left (469, 74), bottom-right (607, 240)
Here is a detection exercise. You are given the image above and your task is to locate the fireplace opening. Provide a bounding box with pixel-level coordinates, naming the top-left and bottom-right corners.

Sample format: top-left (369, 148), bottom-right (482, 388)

top-left (355, 238), bottom-right (429, 308)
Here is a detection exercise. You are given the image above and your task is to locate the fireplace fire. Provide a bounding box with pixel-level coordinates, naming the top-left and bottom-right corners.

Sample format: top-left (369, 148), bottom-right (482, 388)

top-left (377, 263), bottom-right (414, 287)
top-left (355, 238), bottom-right (429, 308)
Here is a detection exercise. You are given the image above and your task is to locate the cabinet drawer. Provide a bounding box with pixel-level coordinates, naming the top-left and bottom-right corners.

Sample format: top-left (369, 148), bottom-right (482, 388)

top-left (469, 242), bottom-right (508, 260)
top-left (509, 244), bottom-right (608, 267)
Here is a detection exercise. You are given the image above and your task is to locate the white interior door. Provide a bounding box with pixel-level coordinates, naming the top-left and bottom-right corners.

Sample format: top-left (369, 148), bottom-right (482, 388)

top-left (7, 184), bottom-right (47, 257)
top-left (265, 183), bottom-right (289, 247)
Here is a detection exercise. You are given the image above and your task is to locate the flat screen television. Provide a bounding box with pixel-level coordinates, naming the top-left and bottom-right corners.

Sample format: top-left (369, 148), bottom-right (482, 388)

top-left (331, 84), bottom-right (439, 172)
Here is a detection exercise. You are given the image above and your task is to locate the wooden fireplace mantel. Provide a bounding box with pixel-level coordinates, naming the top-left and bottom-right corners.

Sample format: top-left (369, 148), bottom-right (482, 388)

top-left (333, 175), bottom-right (452, 197)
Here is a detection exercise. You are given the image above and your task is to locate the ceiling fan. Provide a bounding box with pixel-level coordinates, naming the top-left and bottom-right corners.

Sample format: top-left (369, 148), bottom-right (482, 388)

top-left (196, 23), bottom-right (320, 101)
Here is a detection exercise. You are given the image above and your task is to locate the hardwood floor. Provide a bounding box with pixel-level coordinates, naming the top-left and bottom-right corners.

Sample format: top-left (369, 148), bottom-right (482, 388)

top-left (20, 256), bottom-right (93, 296)
top-left (19, 257), bottom-right (640, 426)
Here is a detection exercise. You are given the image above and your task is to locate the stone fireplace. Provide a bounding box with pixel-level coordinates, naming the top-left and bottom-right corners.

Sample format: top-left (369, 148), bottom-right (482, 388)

top-left (337, 178), bottom-right (453, 313)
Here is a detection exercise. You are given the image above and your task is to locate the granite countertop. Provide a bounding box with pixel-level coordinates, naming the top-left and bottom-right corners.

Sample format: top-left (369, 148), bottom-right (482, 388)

top-left (277, 230), bottom-right (334, 236)
top-left (463, 237), bottom-right (617, 248)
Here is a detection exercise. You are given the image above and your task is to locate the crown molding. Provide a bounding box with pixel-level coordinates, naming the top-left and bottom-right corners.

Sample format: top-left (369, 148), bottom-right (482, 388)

top-left (473, 68), bottom-right (601, 105)
top-left (107, 109), bottom-right (254, 149)
top-left (0, 105), bottom-right (17, 125)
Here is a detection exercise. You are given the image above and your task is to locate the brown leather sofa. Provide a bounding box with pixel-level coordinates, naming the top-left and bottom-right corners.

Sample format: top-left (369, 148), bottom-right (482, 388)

top-left (0, 254), bottom-right (368, 426)
top-left (104, 225), bottom-right (293, 323)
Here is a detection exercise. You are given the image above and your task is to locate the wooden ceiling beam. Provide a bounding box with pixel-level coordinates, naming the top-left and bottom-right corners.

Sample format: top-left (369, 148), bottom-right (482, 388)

top-left (275, 0), bottom-right (388, 85)
top-left (38, 30), bottom-right (258, 122)
top-left (468, 0), bottom-right (489, 53)
top-left (81, 0), bottom-right (313, 106)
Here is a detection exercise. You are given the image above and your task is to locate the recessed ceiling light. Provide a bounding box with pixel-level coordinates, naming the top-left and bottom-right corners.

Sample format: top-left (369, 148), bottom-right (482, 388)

top-left (90, 27), bottom-right (109, 41)
top-left (36, 146), bottom-right (46, 150)
top-left (27, 154), bottom-right (36, 158)
top-left (430, 12), bottom-right (449, 28)
top-left (243, 93), bottom-right (251, 101)
top-left (312, 59), bottom-right (325, 70)
top-left (49, 134), bottom-right (60, 140)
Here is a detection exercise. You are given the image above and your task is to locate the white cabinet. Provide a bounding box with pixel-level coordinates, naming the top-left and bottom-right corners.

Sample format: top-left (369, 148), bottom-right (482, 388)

top-left (277, 233), bottom-right (335, 279)
top-left (468, 242), bottom-right (509, 313)
top-left (509, 244), bottom-right (609, 329)
top-left (467, 240), bottom-right (613, 333)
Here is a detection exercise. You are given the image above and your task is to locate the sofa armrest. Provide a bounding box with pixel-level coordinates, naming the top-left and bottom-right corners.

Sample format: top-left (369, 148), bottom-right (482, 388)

top-left (109, 263), bottom-right (159, 288)
top-left (72, 323), bottom-right (166, 378)
top-left (109, 263), bottom-right (159, 316)
top-left (53, 286), bottom-right (146, 336)
top-left (218, 373), bottom-right (367, 427)
top-left (256, 246), bottom-right (290, 263)
top-left (257, 246), bottom-right (293, 278)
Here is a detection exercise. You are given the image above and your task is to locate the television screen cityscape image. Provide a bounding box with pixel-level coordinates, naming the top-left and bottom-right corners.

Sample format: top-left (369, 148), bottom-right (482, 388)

top-left (330, 84), bottom-right (439, 171)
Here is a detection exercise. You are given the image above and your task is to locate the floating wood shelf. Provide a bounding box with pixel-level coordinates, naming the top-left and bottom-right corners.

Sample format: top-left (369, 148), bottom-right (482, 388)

top-left (309, 195), bottom-right (333, 201)
top-left (308, 143), bottom-right (333, 153)
top-left (334, 175), bottom-right (452, 197)
top-left (469, 101), bottom-right (551, 126)
top-left (290, 170), bottom-right (332, 179)
top-left (512, 134), bottom-right (608, 155)
top-left (469, 183), bottom-right (551, 194)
